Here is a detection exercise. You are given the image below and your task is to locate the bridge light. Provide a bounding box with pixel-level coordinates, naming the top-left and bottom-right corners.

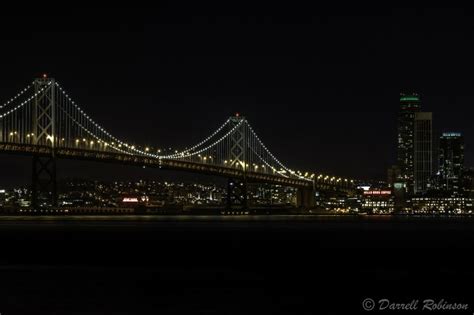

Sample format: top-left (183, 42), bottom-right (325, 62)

top-left (145, 147), bottom-right (149, 152)
top-left (42, 73), bottom-right (47, 78)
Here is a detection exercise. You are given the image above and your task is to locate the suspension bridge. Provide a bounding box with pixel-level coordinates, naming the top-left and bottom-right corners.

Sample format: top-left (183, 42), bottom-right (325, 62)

top-left (0, 76), bottom-right (355, 209)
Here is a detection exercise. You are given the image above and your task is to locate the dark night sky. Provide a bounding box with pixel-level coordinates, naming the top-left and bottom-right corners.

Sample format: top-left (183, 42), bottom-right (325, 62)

top-left (1, 5), bottom-right (474, 186)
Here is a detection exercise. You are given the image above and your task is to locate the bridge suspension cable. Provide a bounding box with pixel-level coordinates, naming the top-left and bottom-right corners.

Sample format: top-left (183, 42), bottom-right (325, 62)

top-left (159, 118), bottom-right (240, 160)
top-left (0, 83), bottom-right (33, 110)
top-left (164, 116), bottom-right (312, 182)
top-left (54, 82), bottom-right (154, 156)
top-left (0, 82), bottom-right (51, 144)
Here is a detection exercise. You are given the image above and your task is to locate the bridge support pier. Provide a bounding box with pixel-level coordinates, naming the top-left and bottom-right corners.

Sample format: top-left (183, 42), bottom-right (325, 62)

top-left (226, 178), bottom-right (248, 211)
top-left (32, 155), bottom-right (57, 208)
top-left (296, 187), bottom-right (315, 209)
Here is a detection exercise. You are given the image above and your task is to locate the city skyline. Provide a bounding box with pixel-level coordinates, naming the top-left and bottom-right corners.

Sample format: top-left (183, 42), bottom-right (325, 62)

top-left (1, 75), bottom-right (473, 213)
top-left (0, 78), bottom-right (471, 186)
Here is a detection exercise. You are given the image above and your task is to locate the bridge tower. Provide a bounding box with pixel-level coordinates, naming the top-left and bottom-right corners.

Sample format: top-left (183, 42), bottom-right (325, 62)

top-left (226, 114), bottom-right (248, 210)
top-left (31, 76), bottom-right (57, 208)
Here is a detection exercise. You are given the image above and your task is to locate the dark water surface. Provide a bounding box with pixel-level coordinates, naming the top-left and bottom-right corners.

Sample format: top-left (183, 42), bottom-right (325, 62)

top-left (0, 215), bottom-right (473, 314)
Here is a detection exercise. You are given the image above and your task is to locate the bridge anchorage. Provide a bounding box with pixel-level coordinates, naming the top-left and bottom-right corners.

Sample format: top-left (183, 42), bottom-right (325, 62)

top-left (0, 77), bottom-right (355, 210)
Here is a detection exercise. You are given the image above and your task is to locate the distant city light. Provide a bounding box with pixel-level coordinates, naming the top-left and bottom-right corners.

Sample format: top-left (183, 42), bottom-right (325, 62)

top-left (122, 197), bottom-right (139, 203)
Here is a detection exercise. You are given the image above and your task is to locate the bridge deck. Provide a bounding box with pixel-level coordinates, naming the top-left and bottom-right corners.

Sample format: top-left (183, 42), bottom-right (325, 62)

top-left (0, 142), bottom-right (352, 191)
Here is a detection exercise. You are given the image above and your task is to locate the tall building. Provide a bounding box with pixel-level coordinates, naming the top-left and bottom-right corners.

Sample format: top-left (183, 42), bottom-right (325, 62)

top-left (413, 112), bottom-right (432, 194)
top-left (462, 167), bottom-right (474, 198)
top-left (397, 93), bottom-right (420, 194)
top-left (439, 132), bottom-right (464, 194)
top-left (397, 93), bottom-right (432, 195)
top-left (387, 165), bottom-right (401, 188)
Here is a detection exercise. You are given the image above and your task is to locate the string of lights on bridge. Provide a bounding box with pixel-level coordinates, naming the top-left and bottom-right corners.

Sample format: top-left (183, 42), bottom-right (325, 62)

top-left (160, 119), bottom-right (244, 160)
top-left (0, 83), bottom-right (32, 110)
top-left (0, 78), bottom-right (354, 186)
top-left (0, 82), bottom-right (51, 119)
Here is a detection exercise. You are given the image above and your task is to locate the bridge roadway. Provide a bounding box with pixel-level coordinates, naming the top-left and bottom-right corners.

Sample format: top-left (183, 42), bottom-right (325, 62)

top-left (0, 142), bottom-right (353, 192)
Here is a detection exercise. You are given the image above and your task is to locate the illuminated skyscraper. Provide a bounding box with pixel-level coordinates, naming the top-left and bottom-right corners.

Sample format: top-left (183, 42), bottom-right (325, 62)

top-left (397, 93), bottom-right (421, 194)
top-left (413, 112), bottom-right (432, 194)
top-left (397, 93), bottom-right (432, 195)
top-left (439, 132), bottom-right (464, 194)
